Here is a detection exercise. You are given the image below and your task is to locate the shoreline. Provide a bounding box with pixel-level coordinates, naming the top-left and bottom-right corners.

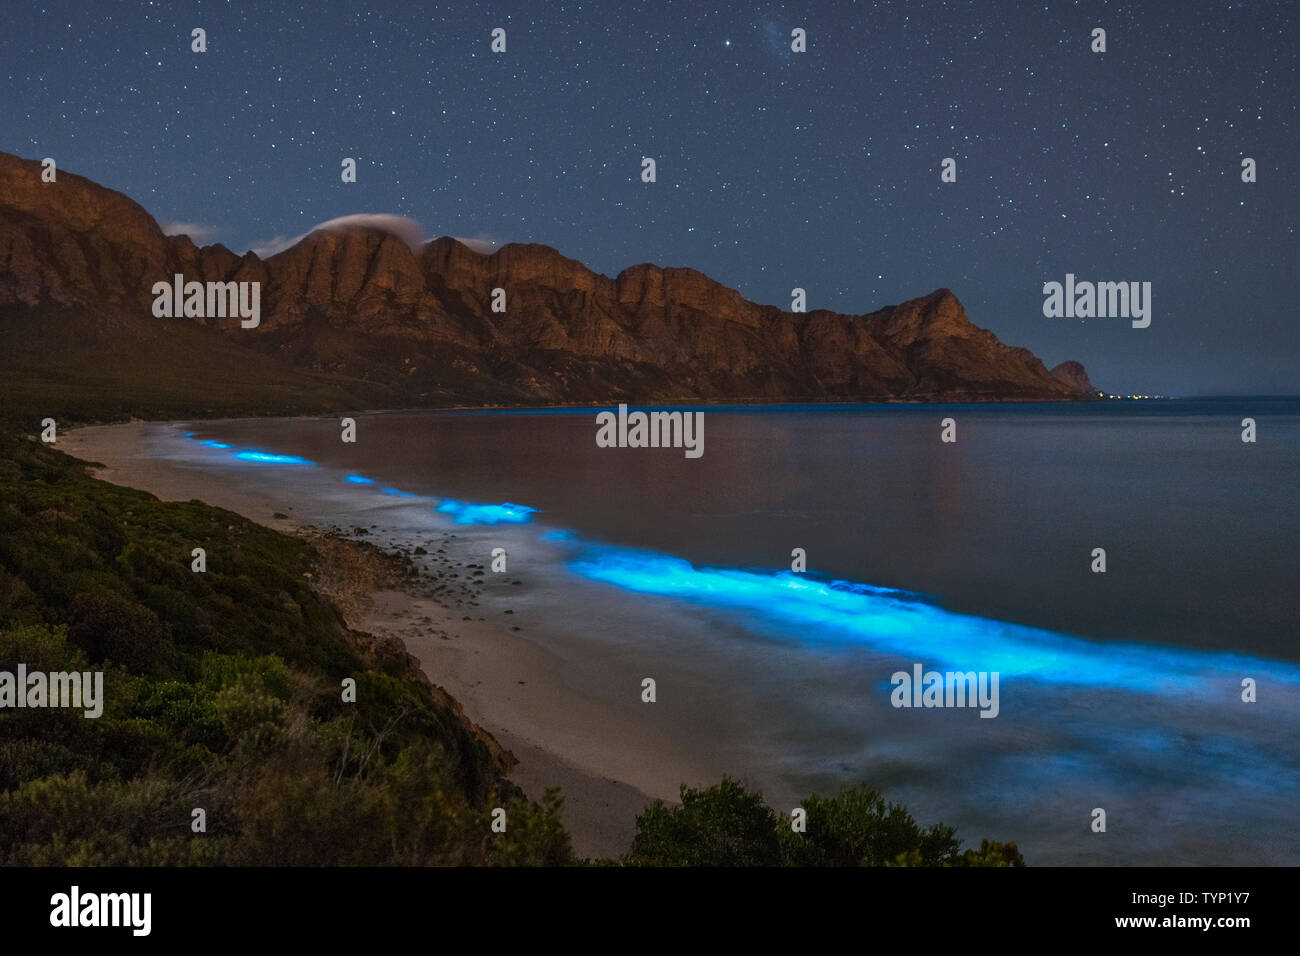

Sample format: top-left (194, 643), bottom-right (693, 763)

top-left (59, 420), bottom-right (683, 860)
top-left (47, 393), bottom-right (1119, 431)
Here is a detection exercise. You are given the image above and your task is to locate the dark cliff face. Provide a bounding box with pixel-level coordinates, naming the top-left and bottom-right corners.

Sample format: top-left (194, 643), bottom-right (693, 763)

top-left (0, 151), bottom-right (1096, 407)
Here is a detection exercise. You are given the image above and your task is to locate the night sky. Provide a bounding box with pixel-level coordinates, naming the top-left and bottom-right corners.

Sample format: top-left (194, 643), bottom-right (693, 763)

top-left (3, 0), bottom-right (1296, 395)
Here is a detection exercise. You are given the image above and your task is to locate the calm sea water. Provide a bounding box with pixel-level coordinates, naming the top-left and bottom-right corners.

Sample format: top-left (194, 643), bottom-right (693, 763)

top-left (175, 399), bottom-right (1300, 864)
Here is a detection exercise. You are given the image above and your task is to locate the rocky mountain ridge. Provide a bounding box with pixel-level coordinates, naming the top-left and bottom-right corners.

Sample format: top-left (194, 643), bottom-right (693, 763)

top-left (0, 151), bottom-right (1095, 409)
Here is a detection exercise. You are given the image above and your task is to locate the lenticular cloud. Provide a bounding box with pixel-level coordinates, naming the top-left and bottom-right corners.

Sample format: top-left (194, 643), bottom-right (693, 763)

top-left (248, 213), bottom-right (425, 257)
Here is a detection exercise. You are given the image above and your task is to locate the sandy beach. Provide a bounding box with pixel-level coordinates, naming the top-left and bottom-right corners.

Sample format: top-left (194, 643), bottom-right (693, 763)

top-left (59, 420), bottom-right (714, 860)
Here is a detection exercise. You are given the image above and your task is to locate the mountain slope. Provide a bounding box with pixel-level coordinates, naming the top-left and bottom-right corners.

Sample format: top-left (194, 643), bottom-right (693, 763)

top-left (0, 151), bottom-right (1096, 418)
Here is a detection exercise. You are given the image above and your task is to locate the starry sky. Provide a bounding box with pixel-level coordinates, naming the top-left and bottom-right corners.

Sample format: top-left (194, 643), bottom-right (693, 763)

top-left (3, 0), bottom-right (1296, 395)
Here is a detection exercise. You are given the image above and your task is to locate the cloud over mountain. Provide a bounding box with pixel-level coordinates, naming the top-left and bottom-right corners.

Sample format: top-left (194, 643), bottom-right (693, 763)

top-left (160, 220), bottom-right (219, 243)
top-left (249, 213), bottom-right (425, 258)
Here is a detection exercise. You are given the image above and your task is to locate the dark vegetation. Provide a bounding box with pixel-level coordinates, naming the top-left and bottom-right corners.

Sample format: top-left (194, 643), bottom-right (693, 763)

top-left (0, 423), bottom-right (1023, 865)
top-left (0, 424), bottom-right (569, 864)
top-left (624, 777), bottom-right (1024, 867)
top-left (0, 306), bottom-right (378, 424)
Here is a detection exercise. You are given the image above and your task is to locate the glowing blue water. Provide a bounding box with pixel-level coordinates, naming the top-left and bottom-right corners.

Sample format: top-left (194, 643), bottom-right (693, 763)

top-left (189, 434), bottom-right (313, 465)
top-left (183, 433), bottom-right (540, 523)
top-left (565, 540), bottom-right (1300, 696)
top-left (232, 449), bottom-right (314, 465)
top-left (435, 499), bottom-right (537, 525)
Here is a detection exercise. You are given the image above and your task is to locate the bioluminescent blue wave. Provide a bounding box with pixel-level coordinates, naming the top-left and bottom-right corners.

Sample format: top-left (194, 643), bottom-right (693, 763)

top-left (435, 499), bottom-right (537, 525)
top-left (232, 449), bottom-right (314, 465)
top-left (177, 430), bottom-right (530, 522)
top-left (565, 542), bottom-right (1300, 694)
top-left (183, 432), bottom-right (316, 467)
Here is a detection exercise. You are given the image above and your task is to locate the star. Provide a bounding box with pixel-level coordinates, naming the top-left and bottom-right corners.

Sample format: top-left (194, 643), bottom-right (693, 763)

top-left (2, 0), bottom-right (1289, 396)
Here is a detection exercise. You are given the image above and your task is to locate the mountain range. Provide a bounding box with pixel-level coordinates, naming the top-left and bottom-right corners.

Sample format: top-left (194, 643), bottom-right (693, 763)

top-left (0, 151), bottom-right (1094, 419)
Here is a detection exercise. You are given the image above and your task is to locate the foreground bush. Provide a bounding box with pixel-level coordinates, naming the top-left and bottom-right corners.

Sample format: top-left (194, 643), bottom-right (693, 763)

top-left (0, 428), bottom-right (571, 865)
top-left (625, 778), bottom-right (1024, 867)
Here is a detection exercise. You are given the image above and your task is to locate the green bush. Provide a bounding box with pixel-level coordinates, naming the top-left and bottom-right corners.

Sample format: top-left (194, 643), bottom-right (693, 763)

top-left (625, 777), bottom-right (1023, 867)
top-left (625, 777), bottom-right (783, 866)
top-left (68, 586), bottom-right (177, 676)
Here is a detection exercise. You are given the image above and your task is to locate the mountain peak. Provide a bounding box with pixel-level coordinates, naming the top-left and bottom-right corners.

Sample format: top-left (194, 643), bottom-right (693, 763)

top-left (1049, 360), bottom-right (1095, 394)
top-left (0, 150), bottom-right (163, 243)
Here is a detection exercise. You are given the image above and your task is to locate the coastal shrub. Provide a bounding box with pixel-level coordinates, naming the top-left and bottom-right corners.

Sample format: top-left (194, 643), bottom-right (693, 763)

top-left (787, 784), bottom-right (961, 866)
top-left (0, 428), bottom-right (576, 866)
top-left (625, 777), bottom-right (1022, 867)
top-left (68, 586), bottom-right (176, 676)
top-left (625, 777), bottom-right (784, 866)
top-left (958, 839), bottom-right (1026, 867)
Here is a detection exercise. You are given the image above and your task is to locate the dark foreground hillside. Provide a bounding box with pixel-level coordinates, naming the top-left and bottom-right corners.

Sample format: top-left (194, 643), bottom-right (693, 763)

top-left (0, 425), bottom-right (1022, 866)
top-left (0, 425), bottom-right (571, 865)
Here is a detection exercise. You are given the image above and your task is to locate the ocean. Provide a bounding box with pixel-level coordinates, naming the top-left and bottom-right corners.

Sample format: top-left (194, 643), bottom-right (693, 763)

top-left (159, 399), bottom-right (1300, 864)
